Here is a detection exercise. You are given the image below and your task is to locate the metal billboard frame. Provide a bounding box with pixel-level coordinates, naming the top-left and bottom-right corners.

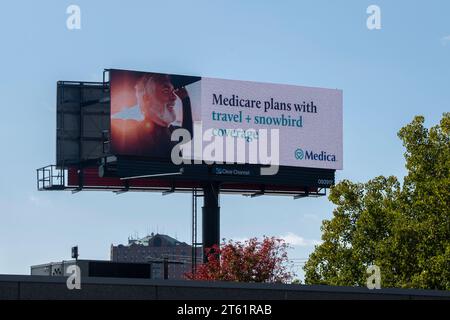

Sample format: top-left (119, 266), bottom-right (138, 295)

top-left (39, 70), bottom-right (339, 268)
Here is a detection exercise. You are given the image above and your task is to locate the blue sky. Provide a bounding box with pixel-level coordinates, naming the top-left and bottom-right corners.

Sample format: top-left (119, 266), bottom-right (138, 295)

top-left (0, 0), bottom-right (448, 280)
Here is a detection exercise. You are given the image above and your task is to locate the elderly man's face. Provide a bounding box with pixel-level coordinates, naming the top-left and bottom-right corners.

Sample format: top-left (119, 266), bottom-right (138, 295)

top-left (141, 78), bottom-right (177, 126)
top-left (152, 80), bottom-right (176, 108)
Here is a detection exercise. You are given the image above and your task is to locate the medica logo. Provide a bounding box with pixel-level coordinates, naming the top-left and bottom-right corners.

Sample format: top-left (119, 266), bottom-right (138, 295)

top-left (295, 148), bottom-right (336, 162)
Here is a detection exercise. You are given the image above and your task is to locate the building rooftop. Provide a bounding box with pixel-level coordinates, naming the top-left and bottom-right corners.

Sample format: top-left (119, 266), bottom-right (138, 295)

top-left (124, 233), bottom-right (189, 247)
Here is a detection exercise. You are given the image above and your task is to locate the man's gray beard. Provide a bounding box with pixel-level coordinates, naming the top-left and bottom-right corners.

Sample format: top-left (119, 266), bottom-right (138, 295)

top-left (157, 106), bottom-right (176, 127)
top-left (144, 102), bottom-right (177, 127)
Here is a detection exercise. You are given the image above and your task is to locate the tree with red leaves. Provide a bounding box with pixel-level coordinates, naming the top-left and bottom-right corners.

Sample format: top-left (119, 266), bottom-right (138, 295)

top-left (185, 236), bottom-right (295, 283)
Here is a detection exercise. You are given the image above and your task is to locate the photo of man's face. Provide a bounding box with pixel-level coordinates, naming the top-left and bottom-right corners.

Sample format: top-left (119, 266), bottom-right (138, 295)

top-left (151, 78), bottom-right (177, 108)
top-left (110, 70), bottom-right (200, 158)
top-left (140, 75), bottom-right (177, 127)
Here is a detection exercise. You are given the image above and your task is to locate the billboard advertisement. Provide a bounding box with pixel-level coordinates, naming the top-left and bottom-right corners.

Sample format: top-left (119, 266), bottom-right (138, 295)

top-left (110, 69), bottom-right (342, 170)
top-left (110, 70), bottom-right (201, 159)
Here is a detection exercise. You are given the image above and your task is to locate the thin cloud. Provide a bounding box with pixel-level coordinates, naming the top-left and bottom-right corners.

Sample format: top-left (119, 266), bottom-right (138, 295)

top-left (29, 194), bottom-right (51, 207)
top-left (226, 234), bottom-right (322, 247)
top-left (441, 35), bottom-right (450, 46)
top-left (280, 232), bottom-right (322, 247)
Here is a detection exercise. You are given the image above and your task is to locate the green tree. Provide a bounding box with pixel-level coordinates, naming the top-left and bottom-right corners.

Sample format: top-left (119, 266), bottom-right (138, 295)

top-left (304, 113), bottom-right (449, 290)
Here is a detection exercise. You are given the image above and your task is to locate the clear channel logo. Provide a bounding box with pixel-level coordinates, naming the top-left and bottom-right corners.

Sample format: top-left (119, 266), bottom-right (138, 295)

top-left (295, 148), bottom-right (336, 162)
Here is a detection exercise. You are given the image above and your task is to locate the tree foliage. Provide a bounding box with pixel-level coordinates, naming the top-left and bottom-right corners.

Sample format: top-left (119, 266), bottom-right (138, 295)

top-left (185, 236), bottom-right (295, 283)
top-left (304, 113), bottom-right (450, 290)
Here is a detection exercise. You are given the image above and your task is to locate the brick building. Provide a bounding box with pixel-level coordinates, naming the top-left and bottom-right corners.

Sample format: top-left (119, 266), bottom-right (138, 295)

top-left (111, 233), bottom-right (202, 280)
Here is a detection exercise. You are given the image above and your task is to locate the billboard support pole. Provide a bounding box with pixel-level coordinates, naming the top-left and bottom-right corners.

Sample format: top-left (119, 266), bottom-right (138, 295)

top-left (202, 182), bottom-right (220, 263)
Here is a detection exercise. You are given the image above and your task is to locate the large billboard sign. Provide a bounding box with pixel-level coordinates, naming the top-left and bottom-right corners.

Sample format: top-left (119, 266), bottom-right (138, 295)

top-left (51, 70), bottom-right (342, 194)
top-left (110, 69), bottom-right (343, 171)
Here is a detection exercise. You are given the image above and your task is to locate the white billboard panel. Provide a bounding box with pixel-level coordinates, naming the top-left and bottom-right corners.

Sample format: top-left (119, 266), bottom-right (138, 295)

top-left (199, 78), bottom-right (343, 170)
top-left (110, 70), bottom-right (343, 170)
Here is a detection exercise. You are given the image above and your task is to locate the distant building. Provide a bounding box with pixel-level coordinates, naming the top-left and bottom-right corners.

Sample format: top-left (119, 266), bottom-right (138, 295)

top-left (31, 260), bottom-right (152, 279)
top-left (111, 233), bottom-right (202, 280)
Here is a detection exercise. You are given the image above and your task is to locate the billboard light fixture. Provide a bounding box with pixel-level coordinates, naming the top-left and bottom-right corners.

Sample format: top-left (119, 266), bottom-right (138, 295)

top-left (114, 189), bottom-right (129, 195)
top-left (120, 169), bottom-right (184, 181)
top-left (250, 191), bottom-right (265, 198)
top-left (71, 188), bottom-right (82, 194)
top-left (162, 187), bottom-right (176, 196)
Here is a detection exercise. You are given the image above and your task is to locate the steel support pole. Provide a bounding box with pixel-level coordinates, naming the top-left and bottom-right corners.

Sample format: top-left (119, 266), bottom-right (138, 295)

top-left (202, 182), bottom-right (220, 263)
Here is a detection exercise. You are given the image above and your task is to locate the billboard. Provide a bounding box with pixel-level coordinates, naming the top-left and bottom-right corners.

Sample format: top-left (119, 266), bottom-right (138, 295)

top-left (110, 69), bottom-right (343, 170)
top-left (56, 81), bottom-right (109, 166)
